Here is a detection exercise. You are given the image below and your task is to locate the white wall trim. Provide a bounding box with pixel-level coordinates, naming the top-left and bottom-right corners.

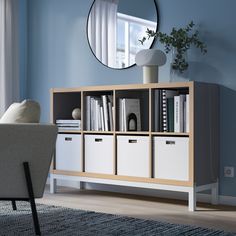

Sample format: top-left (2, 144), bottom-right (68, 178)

top-left (46, 178), bottom-right (236, 207)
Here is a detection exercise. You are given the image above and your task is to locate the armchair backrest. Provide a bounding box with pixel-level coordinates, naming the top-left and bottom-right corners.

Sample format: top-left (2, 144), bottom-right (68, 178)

top-left (0, 124), bottom-right (57, 198)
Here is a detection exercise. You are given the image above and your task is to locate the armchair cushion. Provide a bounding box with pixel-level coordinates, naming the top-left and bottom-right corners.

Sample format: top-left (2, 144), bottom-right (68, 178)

top-left (0, 100), bottom-right (40, 123)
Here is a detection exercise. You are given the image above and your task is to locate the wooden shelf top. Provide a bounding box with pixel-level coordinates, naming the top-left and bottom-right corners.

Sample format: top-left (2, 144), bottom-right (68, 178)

top-left (51, 81), bottom-right (195, 93)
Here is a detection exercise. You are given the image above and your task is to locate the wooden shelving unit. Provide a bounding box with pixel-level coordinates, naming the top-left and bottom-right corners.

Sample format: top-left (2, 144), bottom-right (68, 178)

top-left (50, 81), bottom-right (220, 211)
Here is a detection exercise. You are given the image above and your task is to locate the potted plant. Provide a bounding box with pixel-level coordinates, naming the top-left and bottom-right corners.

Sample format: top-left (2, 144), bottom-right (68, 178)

top-left (140, 21), bottom-right (207, 79)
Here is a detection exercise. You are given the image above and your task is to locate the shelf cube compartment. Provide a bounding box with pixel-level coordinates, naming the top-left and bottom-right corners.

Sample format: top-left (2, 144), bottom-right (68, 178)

top-left (84, 135), bottom-right (114, 174)
top-left (56, 134), bottom-right (82, 172)
top-left (153, 136), bottom-right (189, 181)
top-left (117, 135), bottom-right (150, 177)
top-left (53, 92), bottom-right (81, 123)
top-left (115, 89), bottom-right (149, 132)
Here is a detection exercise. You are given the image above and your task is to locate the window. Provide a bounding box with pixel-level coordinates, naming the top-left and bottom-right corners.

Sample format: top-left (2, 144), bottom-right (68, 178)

top-left (116, 13), bottom-right (157, 68)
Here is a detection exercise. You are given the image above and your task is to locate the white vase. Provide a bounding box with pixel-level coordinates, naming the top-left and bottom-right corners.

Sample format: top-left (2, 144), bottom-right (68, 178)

top-left (170, 48), bottom-right (189, 82)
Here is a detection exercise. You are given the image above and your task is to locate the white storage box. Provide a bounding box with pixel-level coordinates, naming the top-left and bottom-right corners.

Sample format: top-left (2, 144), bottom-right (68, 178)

top-left (117, 136), bottom-right (150, 177)
top-left (56, 134), bottom-right (82, 172)
top-left (85, 135), bottom-right (113, 174)
top-left (154, 137), bottom-right (189, 181)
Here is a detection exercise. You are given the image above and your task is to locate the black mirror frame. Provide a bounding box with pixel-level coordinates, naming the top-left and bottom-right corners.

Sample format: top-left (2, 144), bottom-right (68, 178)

top-left (86, 0), bottom-right (159, 70)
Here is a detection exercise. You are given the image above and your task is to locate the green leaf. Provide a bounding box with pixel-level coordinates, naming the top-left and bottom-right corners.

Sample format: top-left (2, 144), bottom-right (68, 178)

top-left (139, 21), bottom-right (207, 73)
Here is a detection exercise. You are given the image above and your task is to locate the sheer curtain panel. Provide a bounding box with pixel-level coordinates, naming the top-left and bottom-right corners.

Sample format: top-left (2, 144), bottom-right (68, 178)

top-left (0, 0), bottom-right (19, 116)
top-left (88, 0), bottom-right (119, 68)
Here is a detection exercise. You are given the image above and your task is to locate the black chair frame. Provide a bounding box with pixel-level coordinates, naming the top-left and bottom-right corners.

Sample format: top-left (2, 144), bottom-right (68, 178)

top-left (0, 162), bottom-right (41, 235)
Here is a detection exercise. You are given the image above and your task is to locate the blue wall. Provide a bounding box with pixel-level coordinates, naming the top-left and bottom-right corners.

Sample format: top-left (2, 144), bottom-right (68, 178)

top-left (19, 0), bottom-right (28, 100)
top-left (27, 0), bottom-right (236, 197)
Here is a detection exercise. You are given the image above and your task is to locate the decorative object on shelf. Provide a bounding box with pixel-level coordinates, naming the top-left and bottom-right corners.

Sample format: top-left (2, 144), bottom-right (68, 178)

top-left (72, 108), bottom-right (81, 120)
top-left (135, 49), bottom-right (167, 84)
top-left (119, 98), bottom-right (141, 131)
top-left (127, 113), bottom-right (137, 131)
top-left (170, 48), bottom-right (189, 82)
top-left (140, 21), bottom-right (207, 82)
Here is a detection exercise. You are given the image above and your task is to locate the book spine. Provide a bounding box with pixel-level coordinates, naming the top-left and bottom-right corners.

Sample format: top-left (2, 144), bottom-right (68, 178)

top-left (123, 99), bottom-right (127, 132)
top-left (102, 95), bottom-right (109, 131)
top-left (179, 94), bottom-right (186, 133)
top-left (100, 106), bottom-right (105, 131)
top-left (122, 99), bottom-right (125, 132)
top-left (136, 99), bottom-right (141, 131)
top-left (186, 94), bottom-right (190, 133)
top-left (94, 99), bottom-right (98, 131)
top-left (154, 90), bottom-right (160, 132)
top-left (58, 127), bottom-right (81, 131)
top-left (119, 99), bottom-right (122, 131)
top-left (174, 96), bottom-right (180, 132)
top-left (167, 98), bottom-right (174, 132)
top-left (159, 90), bottom-right (163, 132)
top-left (86, 96), bottom-right (91, 130)
top-left (108, 102), bottom-right (113, 131)
top-left (56, 120), bottom-right (81, 124)
top-left (57, 123), bottom-right (81, 127)
top-left (91, 97), bottom-right (94, 131)
top-left (183, 100), bottom-right (186, 132)
top-left (162, 90), bottom-right (167, 132)
top-left (97, 100), bottom-right (102, 131)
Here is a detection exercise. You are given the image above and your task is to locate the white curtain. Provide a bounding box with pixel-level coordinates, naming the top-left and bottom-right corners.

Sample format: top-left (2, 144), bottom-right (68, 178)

top-left (88, 0), bottom-right (119, 68)
top-left (0, 0), bottom-right (19, 116)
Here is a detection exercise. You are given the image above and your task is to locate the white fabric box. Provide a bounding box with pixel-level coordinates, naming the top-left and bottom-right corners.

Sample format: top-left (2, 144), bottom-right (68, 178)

top-left (117, 136), bottom-right (150, 177)
top-left (154, 137), bottom-right (189, 181)
top-left (56, 134), bottom-right (82, 172)
top-left (85, 135), bottom-right (113, 174)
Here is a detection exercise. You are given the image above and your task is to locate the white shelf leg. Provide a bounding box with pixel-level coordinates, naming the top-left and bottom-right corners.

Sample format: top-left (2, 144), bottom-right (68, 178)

top-left (76, 181), bottom-right (84, 189)
top-left (188, 186), bottom-right (196, 211)
top-left (50, 176), bottom-right (57, 194)
top-left (78, 181), bottom-right (85, 190)
top-left (211, 180), bottom-right (219, 205)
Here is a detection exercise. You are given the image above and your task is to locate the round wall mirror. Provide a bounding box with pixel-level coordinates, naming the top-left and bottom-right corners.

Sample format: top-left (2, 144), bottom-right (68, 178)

top-left (87, 0), bottom-right (158, 69)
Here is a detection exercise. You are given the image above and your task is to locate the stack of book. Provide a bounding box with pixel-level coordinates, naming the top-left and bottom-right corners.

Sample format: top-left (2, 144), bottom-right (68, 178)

top-left (119, 98), bottom-right (141, 131)
top-left (56, 119), bottom-right (81, 131)
top-left (86, 95), bottom-right (113, 131)
top-left (154, 89), bottom-right (189, 133)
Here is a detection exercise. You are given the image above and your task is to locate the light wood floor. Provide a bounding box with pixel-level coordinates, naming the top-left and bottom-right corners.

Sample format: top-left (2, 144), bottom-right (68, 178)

top-left (37, 185), bottom-right (236, 233)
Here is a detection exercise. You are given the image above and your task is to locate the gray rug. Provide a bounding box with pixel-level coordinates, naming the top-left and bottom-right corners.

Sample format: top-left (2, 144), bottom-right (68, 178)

top-left (0, 201), bottom-right (235, 236)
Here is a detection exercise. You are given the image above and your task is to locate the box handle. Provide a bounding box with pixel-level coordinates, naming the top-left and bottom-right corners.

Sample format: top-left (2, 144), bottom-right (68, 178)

top-left (166, 140), bottom-right (175, 145)
top-left (65, 137), bottom-right (72, 141)
top-left (128, 139), bottom-right (137, 143)
top-left (95, 138), bottom-right (103, 142)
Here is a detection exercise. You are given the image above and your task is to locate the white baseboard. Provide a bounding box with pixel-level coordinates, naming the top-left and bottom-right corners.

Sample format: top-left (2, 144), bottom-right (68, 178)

top-left (218, 195), bottom-right (236, 206)
top-left (46, 178), bottom-right (236, 206)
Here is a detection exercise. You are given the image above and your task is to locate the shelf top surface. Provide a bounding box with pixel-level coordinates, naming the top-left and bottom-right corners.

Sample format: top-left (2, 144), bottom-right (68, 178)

top-left (51, 81), bottom-right (197, 93)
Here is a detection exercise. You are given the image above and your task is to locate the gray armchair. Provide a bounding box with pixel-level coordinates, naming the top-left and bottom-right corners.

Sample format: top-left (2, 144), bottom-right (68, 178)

top-left (0, 124), bottom-right (57, 235)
